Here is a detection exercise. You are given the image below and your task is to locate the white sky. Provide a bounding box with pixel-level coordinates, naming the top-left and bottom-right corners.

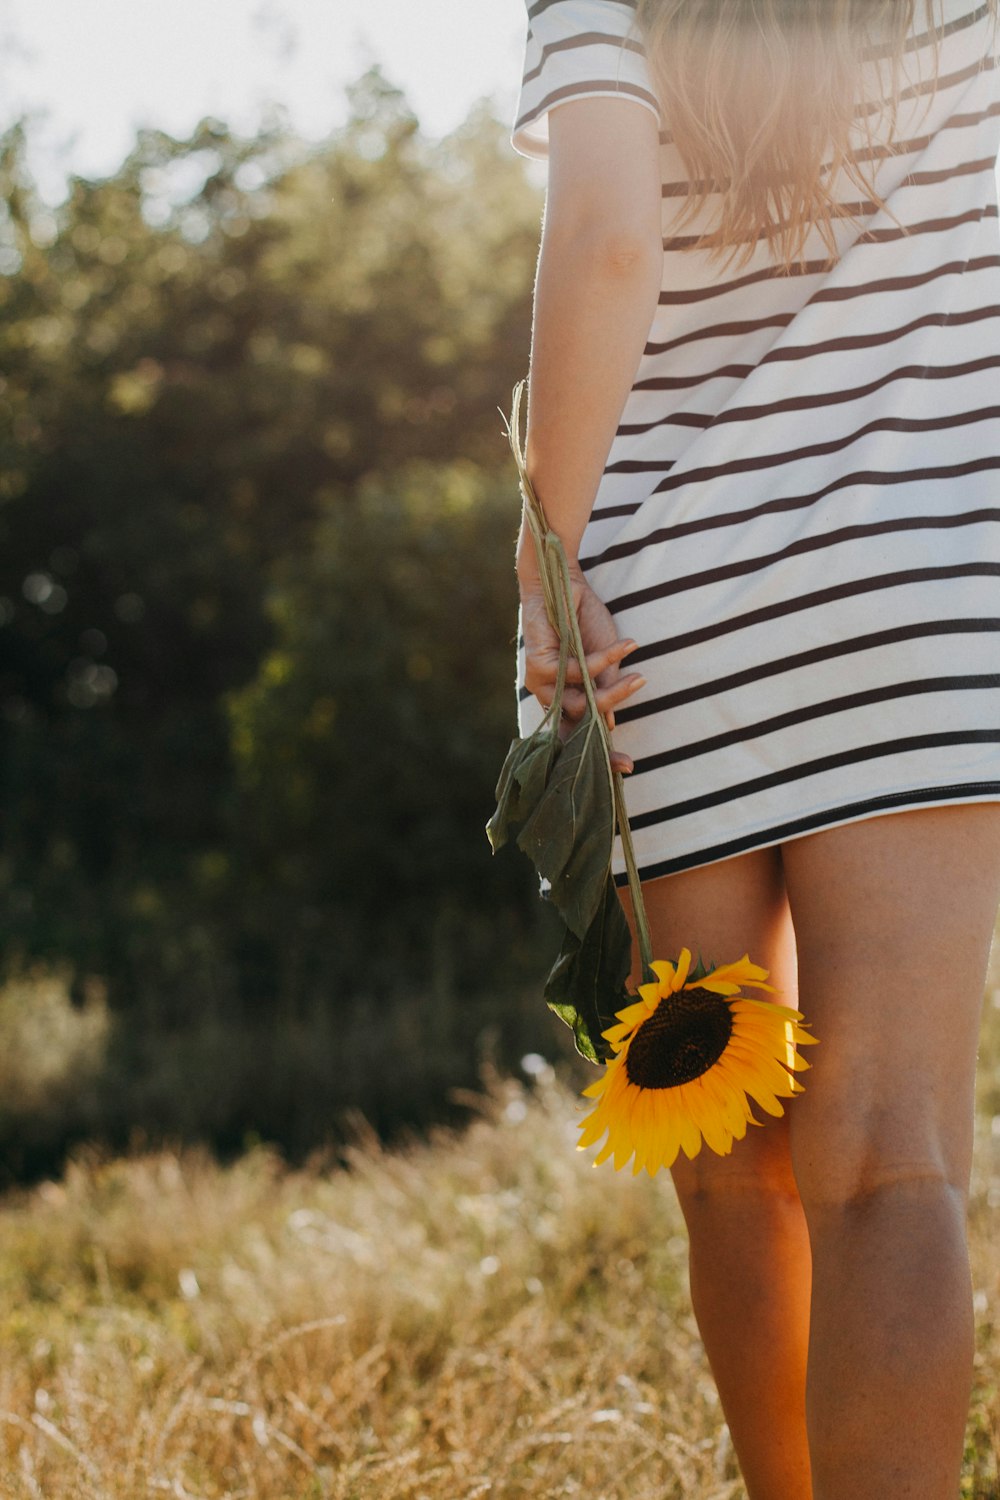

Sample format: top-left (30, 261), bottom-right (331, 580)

top-left (0, 0), bottom-right (528, 200)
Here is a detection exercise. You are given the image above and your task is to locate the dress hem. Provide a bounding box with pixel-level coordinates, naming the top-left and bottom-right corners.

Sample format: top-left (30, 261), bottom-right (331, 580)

top-left (612, 781), bottom-right (1000, 885)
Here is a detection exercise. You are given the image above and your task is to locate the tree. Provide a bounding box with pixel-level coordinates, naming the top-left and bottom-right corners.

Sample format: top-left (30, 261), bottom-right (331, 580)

top-left (0, 68), bottom-right (546, 1042)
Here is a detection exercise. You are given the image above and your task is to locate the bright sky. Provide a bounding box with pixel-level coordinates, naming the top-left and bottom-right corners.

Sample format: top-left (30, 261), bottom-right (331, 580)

top-left (1, 0), bottom-right (529, 200)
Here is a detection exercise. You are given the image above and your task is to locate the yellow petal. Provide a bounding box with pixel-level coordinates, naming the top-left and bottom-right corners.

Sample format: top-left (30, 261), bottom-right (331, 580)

top-left (736, 998), bottom-right (801, 1022)
top-left (621, 1098), bottom-right (644, 1172)
top-left (703, 955), bottom-right (771, 988)
top-left (603, 1000), bottom-right (650, 1038)
top-left (746, 1086), bottom-right (788, 1119)
top-left (654, 1093), bottom-right (684, 1170)
top-left (730, 1017), bottom-right (798, 1049)
top-left (577, 1115), bottom-right (608, 1149)
top-left (700, 1064), bottom-right (753, 1137)
top-left (697, 979), bottom-right (742, 997)
top-left (723, 1062), bottom-right (791, 1116)
top-left (672, 948), bottom-right (693, 990)
top-left (581, 1073), bottom-right (610, 1098)
top-left (676, 1097), bottom-right (704, 1160)
top-left (659, 1126), bottom-right (683, 1172)
top-left (724, 1041), bottom-right (800, 1087)
top-left (687, 1078), bottom-right (734, 1156)
top-left (782, 1046), bottom-right (812, 1073)
top-left (612, 1132), bottom-right (634, 1172)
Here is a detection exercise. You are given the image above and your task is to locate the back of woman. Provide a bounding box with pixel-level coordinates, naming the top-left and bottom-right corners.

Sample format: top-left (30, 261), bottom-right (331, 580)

top-left (512, 0), bottom-right (1000, 878)
top-left (508, 3), bottom-right (1000, 1496)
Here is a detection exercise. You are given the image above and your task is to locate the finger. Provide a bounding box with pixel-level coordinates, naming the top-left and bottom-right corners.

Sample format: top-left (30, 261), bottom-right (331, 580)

top-left (557, 687), bottom-right (589, 721)
top-left (563, 638), bottom-right (638, 685)
top-left (531, 665), bottom-right (588, 707)
top-left (556, 671), bottom-right (646, 723)
top-left (524, 657), bottom-right (564, 695)
top-left (593, 673), bottom-right (646, 716)
top-left (610, 750), bottom-right (634, 774)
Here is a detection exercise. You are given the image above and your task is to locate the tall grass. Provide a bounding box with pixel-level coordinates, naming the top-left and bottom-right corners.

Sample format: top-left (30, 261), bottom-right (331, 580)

top-left (0, 928), bottom-right (997, 1498)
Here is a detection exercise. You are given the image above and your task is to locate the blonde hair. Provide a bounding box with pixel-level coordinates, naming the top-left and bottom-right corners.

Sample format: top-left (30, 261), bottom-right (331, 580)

top-left (634, 0), bottom-right (969, 269)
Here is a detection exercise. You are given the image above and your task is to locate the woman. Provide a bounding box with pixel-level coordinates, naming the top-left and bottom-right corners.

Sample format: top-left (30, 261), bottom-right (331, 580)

top-left (510, 0), bottom-right (1000, 1495)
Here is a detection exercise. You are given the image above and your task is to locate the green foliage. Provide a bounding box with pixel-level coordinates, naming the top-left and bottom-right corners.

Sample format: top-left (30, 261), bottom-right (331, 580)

top-left (225, 461), bottom-right (541, 998)
top-left (0, 69), bottom-right (555, 1166)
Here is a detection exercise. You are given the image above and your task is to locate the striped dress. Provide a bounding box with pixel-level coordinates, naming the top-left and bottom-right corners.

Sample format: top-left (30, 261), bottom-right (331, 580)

top-left (512, 0), bottom-right (1000, 884)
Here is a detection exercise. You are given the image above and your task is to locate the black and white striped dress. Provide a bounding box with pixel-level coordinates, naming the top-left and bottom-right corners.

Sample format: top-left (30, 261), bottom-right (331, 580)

top-left (512, 0), bottom-right (1000, 884)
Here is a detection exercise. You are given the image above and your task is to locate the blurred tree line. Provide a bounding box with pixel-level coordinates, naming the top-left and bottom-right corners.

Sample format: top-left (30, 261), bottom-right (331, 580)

top-left (0, 71), bottom-right (564, 1179)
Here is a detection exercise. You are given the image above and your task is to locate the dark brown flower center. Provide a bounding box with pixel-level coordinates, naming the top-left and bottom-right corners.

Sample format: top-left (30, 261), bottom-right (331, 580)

top-left (624, 986), bottom-right (734, 1089)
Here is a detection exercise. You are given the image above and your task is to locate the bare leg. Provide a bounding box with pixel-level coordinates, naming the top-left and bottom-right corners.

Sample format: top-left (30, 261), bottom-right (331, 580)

top-left (621, 847), bottom-right (813, 1500)
top-left (782, 803), bottom-right (1000, 1500)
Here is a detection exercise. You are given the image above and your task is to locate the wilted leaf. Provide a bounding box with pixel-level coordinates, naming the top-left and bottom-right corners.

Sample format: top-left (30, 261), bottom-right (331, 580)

top-left (515, 713), bottom-right (614, 940)
top-left (544, 875), bottom-right (632, 1064)
top-left (486, 727), bottom-right (561, 853)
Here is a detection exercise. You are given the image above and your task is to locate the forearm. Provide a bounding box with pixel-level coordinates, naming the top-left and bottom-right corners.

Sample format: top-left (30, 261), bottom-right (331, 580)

top-left (518, 222), bottom-right (662, 574)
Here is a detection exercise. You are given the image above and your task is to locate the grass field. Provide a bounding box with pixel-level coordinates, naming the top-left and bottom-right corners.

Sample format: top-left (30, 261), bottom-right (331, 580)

top-left (2, 936), bottom-right (1000, 1499)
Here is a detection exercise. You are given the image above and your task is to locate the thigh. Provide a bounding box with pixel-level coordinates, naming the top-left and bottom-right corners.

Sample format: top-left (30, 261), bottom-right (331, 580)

top-left (780, 803), bottom-right (1000, 1205)
top-left (621, 845), bottom-right (801, 1195)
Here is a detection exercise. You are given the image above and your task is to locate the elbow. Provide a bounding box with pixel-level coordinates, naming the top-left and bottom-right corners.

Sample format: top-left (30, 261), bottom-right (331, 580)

top-left (544, 220), bottom-right (662, 280)
top-left (598, 234), bottom-right (661, 277)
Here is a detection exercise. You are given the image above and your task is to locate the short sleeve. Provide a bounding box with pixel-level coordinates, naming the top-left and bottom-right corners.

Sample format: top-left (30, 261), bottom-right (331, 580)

top-left (511, 0), bottom-right (664, 161)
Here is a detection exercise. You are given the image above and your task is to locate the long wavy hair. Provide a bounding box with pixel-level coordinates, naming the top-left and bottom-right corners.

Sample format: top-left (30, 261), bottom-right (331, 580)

top-left (633, 0), bottom-right (972, 268)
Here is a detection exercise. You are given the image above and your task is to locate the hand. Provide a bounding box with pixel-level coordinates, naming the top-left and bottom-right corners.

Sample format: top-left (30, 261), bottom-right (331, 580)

top-left (518, 557), bottom-right (645, 775)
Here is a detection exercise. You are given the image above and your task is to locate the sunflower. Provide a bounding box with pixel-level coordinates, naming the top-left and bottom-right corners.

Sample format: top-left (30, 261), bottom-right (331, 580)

top-left (577, 948), bottom-right (817, 1177)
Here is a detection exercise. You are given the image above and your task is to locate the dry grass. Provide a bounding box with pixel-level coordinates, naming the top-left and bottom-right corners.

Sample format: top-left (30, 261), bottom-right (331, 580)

top-left (0, 936), bottom-right (998, 1500)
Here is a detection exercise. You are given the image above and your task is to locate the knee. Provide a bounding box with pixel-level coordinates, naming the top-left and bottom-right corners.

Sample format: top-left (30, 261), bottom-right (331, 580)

top-left (791, 1090), bottom-right (974, 1220)
top-left (793, 1151), bottom-right (968, 1222)
top-left (672, 1135), bottom-right (801, 1217)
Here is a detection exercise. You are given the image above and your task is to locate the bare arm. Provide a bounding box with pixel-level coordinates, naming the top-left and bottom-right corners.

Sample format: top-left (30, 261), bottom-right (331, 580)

top-left (517, 95), bottom-right (664, 569)
top-left (516, 96), bottom-right (663, 759)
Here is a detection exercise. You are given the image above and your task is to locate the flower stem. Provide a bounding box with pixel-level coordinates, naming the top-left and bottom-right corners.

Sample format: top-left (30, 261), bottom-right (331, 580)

top-left (613, 771), bottom-right (654, 980)
top-left (536, 594), bottom-right (570, 736)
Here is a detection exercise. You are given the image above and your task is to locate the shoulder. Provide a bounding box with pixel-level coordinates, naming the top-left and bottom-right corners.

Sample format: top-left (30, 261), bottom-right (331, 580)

top-left (511, 0), bottom-right (663, 162)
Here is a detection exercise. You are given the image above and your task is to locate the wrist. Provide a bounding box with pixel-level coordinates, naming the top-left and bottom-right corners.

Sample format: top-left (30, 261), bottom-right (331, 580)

top-left (516, 522), bottom-right (581, 582)
top-left (515, 525), bottom-right (541, 584)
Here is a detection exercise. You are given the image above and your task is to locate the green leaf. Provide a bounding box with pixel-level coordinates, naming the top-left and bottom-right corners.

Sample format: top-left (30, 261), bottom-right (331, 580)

top-left (515, 713), bottom-right (614, 940)
top-left (544, 875), bottom-right (632, 1064)
top-left (485, 727), bottom-right (560, 853)
top-left (687, 951), bottom-right (717, 984)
